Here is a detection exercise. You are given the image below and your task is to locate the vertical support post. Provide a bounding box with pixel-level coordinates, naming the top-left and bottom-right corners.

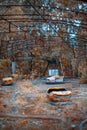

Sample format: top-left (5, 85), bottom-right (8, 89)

top-left (12, 61), bottom-right (16, 74)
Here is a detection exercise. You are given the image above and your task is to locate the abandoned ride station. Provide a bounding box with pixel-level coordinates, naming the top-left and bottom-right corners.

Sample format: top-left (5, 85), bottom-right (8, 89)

top-left (0, 0), bottom-right (87, 130)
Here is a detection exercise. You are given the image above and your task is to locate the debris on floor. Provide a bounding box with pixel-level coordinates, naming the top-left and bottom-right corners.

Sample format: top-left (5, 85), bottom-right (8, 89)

top-left (0, 78), bottom-right (87, 130)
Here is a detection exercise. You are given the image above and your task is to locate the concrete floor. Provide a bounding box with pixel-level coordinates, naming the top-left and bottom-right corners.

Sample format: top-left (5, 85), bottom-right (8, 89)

top-left (0, 78), bottom-right (87, 130)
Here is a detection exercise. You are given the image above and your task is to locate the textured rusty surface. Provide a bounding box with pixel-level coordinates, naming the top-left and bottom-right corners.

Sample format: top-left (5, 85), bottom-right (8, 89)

top-left (0, 78), bottom-right (87, 130)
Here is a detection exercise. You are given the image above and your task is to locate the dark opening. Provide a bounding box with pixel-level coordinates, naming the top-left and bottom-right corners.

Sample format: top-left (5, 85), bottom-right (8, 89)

top-left (47, 88), bottom-right (67, 93)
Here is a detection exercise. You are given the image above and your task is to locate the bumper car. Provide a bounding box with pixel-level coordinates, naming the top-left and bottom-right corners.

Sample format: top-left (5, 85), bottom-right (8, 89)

top-left (46, 75), bottom-right (64, 84)
top-left (47, 87), bottom-right (72, 102)
top-left (2, 77), bottom-right (13, 86)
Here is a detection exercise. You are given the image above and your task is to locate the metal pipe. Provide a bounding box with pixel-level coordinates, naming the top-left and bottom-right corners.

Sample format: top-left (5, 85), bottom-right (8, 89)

top-left (0, 114), bottom-right (61, 121)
